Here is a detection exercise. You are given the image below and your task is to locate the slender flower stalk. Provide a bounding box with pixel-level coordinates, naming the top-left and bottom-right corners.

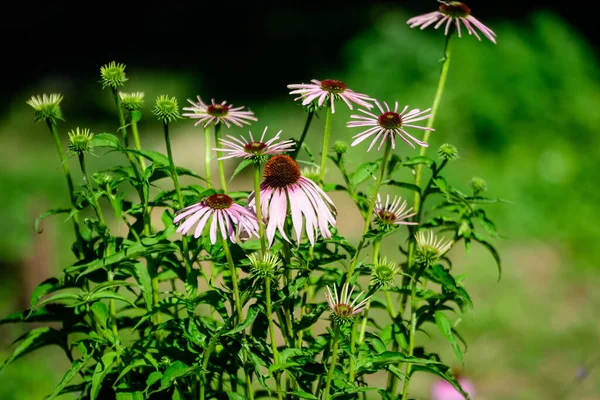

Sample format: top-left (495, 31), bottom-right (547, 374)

top-left (291, 109), bottom-right (315, 160)
top-left (204, 127), bottom-right (213, 188)
top-left (199, 333), bottom-right (221, 400)
top-left (120, 92), bottom-right (146, 170)
top-left (254, 163), bottom-right (267, 253)
top-left (322, 326), bottom-right (340, 400)
top-left (318, 106), bottom-right (333, 186)
top-left (214, 124), bottom-right (228, 190)
top-left (265, 275), bottom-right (283, 400)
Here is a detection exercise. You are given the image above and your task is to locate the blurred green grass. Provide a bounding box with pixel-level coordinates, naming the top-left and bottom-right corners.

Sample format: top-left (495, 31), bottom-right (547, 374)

top-left (1, 8), bottom-right (599, 400)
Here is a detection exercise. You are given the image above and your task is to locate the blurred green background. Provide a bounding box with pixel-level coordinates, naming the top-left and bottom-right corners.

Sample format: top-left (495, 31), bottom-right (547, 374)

top-left (1, 1), bottom-right (599, 399)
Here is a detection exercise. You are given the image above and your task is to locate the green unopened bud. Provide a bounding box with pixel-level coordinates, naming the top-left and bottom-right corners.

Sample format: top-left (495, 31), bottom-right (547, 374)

top-left (415, 230), bottom-right (452, 266)
top-left (26, 93), bottom-right (64, 124)
top-left (333, 140), bottom-right (348, 155)
top-left (68, 128), bottom-right (94, 155)
top-left (100, 61), bottom-right (128, 89)
top-left (301, 166), bottom-right (321, 183)
top-left (153, 95), bottom-right (181, 123)
top-left (370, 256), bottom-right (399, 288)
top-left (437, 143), bottom-right (459, 161)
top-left (470, 177), bottom-right (487, 194)
top-left (248, 253), bottom-right (280, 281)
top-left (94, 172), bottom-right (113, 186)
top-left (119, 91), bottom-right (145, 111)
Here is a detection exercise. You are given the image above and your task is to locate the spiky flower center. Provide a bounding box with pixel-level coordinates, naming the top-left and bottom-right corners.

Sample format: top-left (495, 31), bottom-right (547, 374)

top-left (332, 304), bottom-right (354, 318)
top-left (378, 112), bottom-right (403, 129)
top-left (373, 264), bottom-right (396, 283)
top-left (264, 155), bottom-right (301, 188)
top-left (244, 141), bottom-right (268, 155)
top-left (439, 1), bottom-right (471, 18)
top-left (205, 194), bottom-right (234, 210)
top-left (320, 79), bottom-right (347, 94)
top-left (377, 210), bottom-right (397, 224)
top-left (207, 104), bottom-right (230, 117)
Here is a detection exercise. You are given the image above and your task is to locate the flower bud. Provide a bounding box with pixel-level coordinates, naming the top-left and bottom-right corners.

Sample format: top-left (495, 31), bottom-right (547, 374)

top-left (301, 166), bottom-right (321, 183)
top-left (67, 128), bottom-right (94, 155)
top-left (26, 93), bottom-right (64, 124)
top-left (470, 177), bottom-right (487, 194)
top-left (153, 95), bottom-right (181, 123)
top-left (100, 61), bottom-right (128, 89)
top-left (370, 256), bottom-right (399, 288)
top-left (119, 91), bottom-right (145, 111)
top-left (437, 143), bottom-right (459, 161)
top-left (248, 252), bottom-right (280, 281)
top-left (333, 140), bottom-right (348, 155)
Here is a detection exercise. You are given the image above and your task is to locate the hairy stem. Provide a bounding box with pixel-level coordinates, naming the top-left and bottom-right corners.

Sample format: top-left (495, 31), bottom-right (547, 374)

top-left (265, 276), bottom-right (283, 400)
top-left (204, 126), bottom-right (213, 188)
top-left (214, 124), bottom-right (227, 191)
top-left (318, 106), bottom-right (333, 186)
top-left (322, 326), bottom-right (341, 400)
top-left (292, 110), bottom-right (315, 160)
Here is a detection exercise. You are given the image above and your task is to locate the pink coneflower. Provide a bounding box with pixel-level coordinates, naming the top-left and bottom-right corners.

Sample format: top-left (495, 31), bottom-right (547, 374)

top-left (431, 376), bottom-right (476, 400)
top-left (173, 193), bottom-right (259, 244)
top-left (249, 155), bottom-right (336, 247)
top-left (325, 283), bottom-right (370, 324)
top-left (182, 96), bottom-right (258, 128)
top-left (374, 194), bottom-right (418, 227)
top-left (407, 1), bottom-right (496, 44)
top-left (287, 79), bottom-right (374, 113)
top-left (214, 127), bottom-right (295, 161)
top-left (348, 100), bottom-right (434, 151)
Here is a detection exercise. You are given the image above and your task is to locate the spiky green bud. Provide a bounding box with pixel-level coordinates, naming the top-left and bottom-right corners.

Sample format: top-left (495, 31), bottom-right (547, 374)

top-left (248, 253), bottom-right (280, 282)
top-left (370, 256), bottom-right (399, 288)
top-left (470, 177), bottom-right (488, 194)
top-left (153, 95), bottom-right (181, 123)
top-left (437, 143), bottom-right (459, 161)
top-left (333, 140), bottom-right (348, 155)
top-left (67, 128), bottom-right (94, 155)
top-left (415, 230), bottom-right (453, 266)
top-left (119, 91), bottom-right (145, 111)
top-left (301, 166), bottom-right (321, 183)
top-left (94, 172), bottom-right (113, 186)
top-left (100, 61), bottom-right (128, 89)
top-left (26, 93), bottom-right (64, 124)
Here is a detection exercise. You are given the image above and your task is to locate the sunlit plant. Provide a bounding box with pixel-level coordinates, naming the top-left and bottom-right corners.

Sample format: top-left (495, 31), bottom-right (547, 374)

top-left (1, 2), bottom-right (502, 399)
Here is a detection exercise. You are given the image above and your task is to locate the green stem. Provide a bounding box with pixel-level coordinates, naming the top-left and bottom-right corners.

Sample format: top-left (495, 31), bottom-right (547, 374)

top-left (292, 110), bottom-right (315, 160)
top-left (214, 124), bottom-right (227, 191)
top-left (78, 153), bottom-right (105, 225)
top-left (346, 140), bottom-right (392, 280)
top-left (130, 118), bottom-right (147, 171)
top-left (385, 291), bottom-right (396, 319)
top-left (222, 239), bottom-right (254, 400)
top-left (47, 121), bottom-right (83, 249)
top-left (253, 163), bottom-right (267, 254)
top-left (318, 106), bottom-right (333, 187)
top-left (163, 122), bottom-right (192, 277)
top-left (107, 270), bottom-right (119, 336)
top-left (204, 126), bottom-right (213, 188)
top-left (265, 277), bottom-right (283, 400)
top-left (199, 333), bottom-right (220, 400)
top-left (282, 241), bottom-right (295, 345)
top-left (322, 326), bottom-right (341, 400)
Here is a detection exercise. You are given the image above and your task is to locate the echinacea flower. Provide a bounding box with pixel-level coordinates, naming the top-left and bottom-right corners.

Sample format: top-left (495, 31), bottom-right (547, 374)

top-left (431, 376), bottom-right (476, 400)
top-left (374, 194), bottom-right (418, 228)
top-left (287, 79), bottom-right (374, 113)
top-left (214, 127), bottom-right (295, 162)
top-left (415, 230), bottom-right (453, 265)
top-left (407, 1), bottom-right (496, 44)
top-left (182, 96), bottom-right (258, 128)
top-left (325, 283), bottom-right (370, 325)
top-left (26, 93), bottom-right (64, 124)
top-left (348, 100), bottom-right (433, 151)
top-left (248, 155), bottom-right (336, 247)
top-left (174, 193), bottom-right (259, 244)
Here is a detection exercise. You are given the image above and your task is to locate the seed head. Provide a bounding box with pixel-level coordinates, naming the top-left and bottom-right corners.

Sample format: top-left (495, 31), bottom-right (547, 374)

top-left (67, 128), bottom-right (94, 155)
top-left (119, 91), bottom-right (145, 111)
top-left (26, 93), bottom-right (64, 124)
top-left (415, 230), bottom-right (453, 266)
top-left (100, 61), bottom-right (128, 90)
top-left (248, 252), bottom-right (280, 282)
top-left (153, 95), bottom-right (182, 123)
top-left (438, 143), bottom-right (459, 161)
top-left (370, 256), bottom-right (399, 288)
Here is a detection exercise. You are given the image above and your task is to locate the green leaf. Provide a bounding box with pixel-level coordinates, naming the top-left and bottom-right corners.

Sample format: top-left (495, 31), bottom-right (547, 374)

top-left (411, 365), bottom-right (470, 399)
top-left (35, 208), bottom-right (71, 233)
top-left (33, 292), bottom-right (80, 310)
top-left (434, 311), bottom-right (463, 364)
top-left (322, 183), bottom-right (347, 192)
top-left (1, 327), bottom-right (64, 370)
top-left (429, 265), bottom-right (473, 311)
top-left (90, 291), bottom-right (138, 308)
top-left (121, 148), bottom-right (169, 165)
top-left (91, 352), bottom-right (119, 400)
top-left (224, 304), bottom-right (259, 336)
top-left (226, 393), bottom-right (246, 400)
top-left (92, 133), bottom-right (121, 148)
top-left (293, 303), bottom-right (328, 331)
top-left (91, 302), bottom-right (109, 328)
top-left (47, 352), bottom-right (94, 400)
top-left (194, 290), bottom-right (228, 318)
top-left (384, 180), bottom-right (421, 193)
top-left (351, 160), bottom-right (381, 186)
top-left (90, 280), bottom-right (137, 294)
top-left (130, 262), bottom-right (153, 310)
top-left (30, 278), bottom-right (61, 307)
top-left (116, 392), bottom-right (144, 400)
top-left (289, 390), bottom-right (318, 399)
top-left (403, 156), bottom-right (435, 169)
top-left (357, 351), bottom-right (443, 374)
top-left (159, 361), bottom-right (190, 390)
top-left (145, 371), bottom-right (162, 391)
top-left (0, 305), bottom-right (70, 325)
top-left (229, 158), bottom-right (253, 184)
top-left (472, 232), bottom-right (502, 280)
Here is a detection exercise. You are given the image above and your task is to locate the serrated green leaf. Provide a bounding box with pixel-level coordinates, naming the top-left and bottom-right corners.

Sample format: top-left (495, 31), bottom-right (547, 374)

top-left (289, 390), bottom-right (318, 399)
top-left (159, 361), bottom-right (190, 390)
top-left (229, 158), bottom-right (253, 184)
top-left (33, 292), bottom-right (80, 310)
top-left (120, 148), bottom-right (169, 165)
top-left (434, 311), bottom-right (463, 364)
top-left (403, 155), bottom-right (436, 169)
top-left (130, 262), bottom-right (153, 310)
top-left (90, 291), bottom-right (138, 308)
top-left (91, 352), bottom-right (118, 400)
top-left (91, 133), bottom-right (121, 148)
top-left (30, 278), bottom-right (62, 307)
top-left (224, 304), bottom-right (259, 336)
top-left (1, 327), bottom-right (64, 370)
top-left (91, 302), bottom-right (109, 328)
top-left (48, 352), bottom-right (94, 400)
top-left (351, 160), bottom-right (381, 186)
top-left (472, 232), bottom-right (502, 280)
top-left (293, 303), bottom-right (328, 331)
top-left (34, 208), bottom-right (71, 234)
top-left (90, 280), bottom-right (137, 294)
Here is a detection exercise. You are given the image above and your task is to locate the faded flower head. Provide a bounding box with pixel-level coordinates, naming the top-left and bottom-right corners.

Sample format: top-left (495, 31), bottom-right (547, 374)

top-left (173, 193), bottom-right (260, 244)
top-left (182, 96), bottom-right (258, 128)
top-left (415, 230), bottom-right (453, 265)
top-left (348, 100), bottom-right (433, 151)
top-left (333, 140), bottom-right (348, 155)
top-left (214, 127), bottom-right (295, 163)
top-left (248, 252), bottom-right (280, 281)
top-left (153, 95), bottom-right (181, 123)
top-left (325, 283), bottom-right (371, 325)
top-left (100, 61), bottom-right (128, 89)
top-left (27, 93), bottom-right (64, 124)
top-left (438, 143), bottom-right (459, 161)
top-left (374, 194), bottom-right (418, 229)
top-left (370, 256), bottom-right (400, 288)
top-left (287, 79), bottom-right (374, 113)
top-left (119, 92), bottom-right (145, 111)
top-left (67, 128), bottom-right (94, 155)
top-left (470, 177), bottom-right (487, 194)
top-left (249, 155), bottom-right (336, 247)
top-left (407, 1), bottom-right (496, 44)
